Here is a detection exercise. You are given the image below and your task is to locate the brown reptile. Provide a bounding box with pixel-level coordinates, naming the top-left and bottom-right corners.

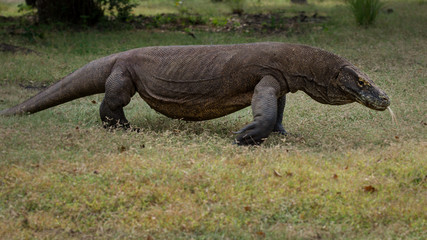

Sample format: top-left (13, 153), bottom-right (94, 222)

top-left (0, 42), bottom-right (390, 145)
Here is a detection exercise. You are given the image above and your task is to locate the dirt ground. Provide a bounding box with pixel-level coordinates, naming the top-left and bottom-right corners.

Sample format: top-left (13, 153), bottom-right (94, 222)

top-left (132, 11), bottom-right (327, 34)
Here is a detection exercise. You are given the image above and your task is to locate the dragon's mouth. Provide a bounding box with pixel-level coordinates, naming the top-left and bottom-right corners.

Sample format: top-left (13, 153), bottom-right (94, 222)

top-left (355, 94), bottom-right (390, 111)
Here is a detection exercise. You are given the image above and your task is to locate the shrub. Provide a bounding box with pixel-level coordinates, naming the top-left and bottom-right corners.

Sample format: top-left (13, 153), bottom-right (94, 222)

top-left (99, 0), bottom-right (138, 22)
top-left (24, 0), bottom-right (138, 25)
top-left (348, 0), bottom-right (384, 26)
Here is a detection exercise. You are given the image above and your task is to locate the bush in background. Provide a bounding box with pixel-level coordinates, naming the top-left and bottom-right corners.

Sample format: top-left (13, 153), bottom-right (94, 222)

top-left (24, 0), bottom-right (138, 25)
top-left (348, 0), bottom-right (384, 26)
top-left (99, 0), bottom-right (138, 22)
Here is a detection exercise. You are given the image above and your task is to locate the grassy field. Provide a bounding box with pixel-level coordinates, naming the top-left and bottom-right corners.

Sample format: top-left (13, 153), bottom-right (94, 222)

top-left (0, 0), bottom-right (426, 239)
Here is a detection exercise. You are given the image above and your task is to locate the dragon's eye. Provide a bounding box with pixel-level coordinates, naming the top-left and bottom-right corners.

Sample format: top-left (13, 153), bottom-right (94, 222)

top-left (357, 77), bottom-right (366, 87)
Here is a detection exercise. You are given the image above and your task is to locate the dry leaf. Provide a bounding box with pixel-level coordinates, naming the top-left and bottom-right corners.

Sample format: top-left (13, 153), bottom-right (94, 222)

top-left (273, 170), bottom-right (282, 177)
top-left (332, 174), bottom-right (338, 179)
top-left (363, 185), bottom-right (377, 193)
top-left (119, 145), bottom-right (127, 153)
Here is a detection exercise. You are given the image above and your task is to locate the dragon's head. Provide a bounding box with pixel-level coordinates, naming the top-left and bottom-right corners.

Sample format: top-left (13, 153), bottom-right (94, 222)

top-left (335, 66), bottom-right (390, 111)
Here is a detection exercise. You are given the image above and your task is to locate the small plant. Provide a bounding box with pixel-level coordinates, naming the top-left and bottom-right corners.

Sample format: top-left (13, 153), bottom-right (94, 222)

top-left (211, 17), bottom-right (228, 27)
top-left (17, 3), bottom-right (35, 14)
top-left (347, 0), bottom-right (384, 26)
top-left (99, 0), bottom-right (138, 22)
top-left (175, 0), bottom-right (190, 15)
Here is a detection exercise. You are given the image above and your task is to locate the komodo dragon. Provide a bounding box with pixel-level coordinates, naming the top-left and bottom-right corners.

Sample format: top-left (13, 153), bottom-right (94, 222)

top-left (0, 42), bottom-right (390, 145)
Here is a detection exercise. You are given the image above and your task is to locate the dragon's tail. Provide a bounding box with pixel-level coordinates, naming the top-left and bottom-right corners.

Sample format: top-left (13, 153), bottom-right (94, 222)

top-left (0, 54), bottom-right (119, 116)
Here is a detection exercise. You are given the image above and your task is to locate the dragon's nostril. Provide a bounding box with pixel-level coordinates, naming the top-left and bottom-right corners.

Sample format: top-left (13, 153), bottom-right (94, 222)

top-left (380, 95), bottom-right (389, 101)
top-left (379, 94), bottom-right (390, 108)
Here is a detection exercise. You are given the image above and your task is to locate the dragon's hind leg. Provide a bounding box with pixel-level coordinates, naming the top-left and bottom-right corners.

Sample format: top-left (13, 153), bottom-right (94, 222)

top-left (272, 95), bottom-right (287, 135)
top-left (100, 65), bottom-right (136, 130)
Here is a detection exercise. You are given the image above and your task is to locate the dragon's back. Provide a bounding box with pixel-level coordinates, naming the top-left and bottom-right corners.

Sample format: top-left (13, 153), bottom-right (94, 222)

top-left (129, 44), bottom-right (273, 120)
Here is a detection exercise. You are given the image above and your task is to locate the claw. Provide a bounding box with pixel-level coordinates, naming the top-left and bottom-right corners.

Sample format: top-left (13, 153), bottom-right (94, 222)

top-left (129, 127), bottom-right (141, 133)
top-left (272, 124), bottom-right (287, 135)
top-left (273, 129), bottom-right (288, 135)
top-left (235, 136), bottom-right (263, 146)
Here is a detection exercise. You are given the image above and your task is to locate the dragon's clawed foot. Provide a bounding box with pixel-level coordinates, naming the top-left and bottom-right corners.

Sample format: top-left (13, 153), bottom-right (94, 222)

top-left (272, 123), bottom-right (288, 135)
top-left (233, 122), bottom-right (270, 146)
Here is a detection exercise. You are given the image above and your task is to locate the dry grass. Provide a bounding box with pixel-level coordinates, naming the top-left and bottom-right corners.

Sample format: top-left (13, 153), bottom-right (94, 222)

top-left (0, 0), bottom-right (426, 239)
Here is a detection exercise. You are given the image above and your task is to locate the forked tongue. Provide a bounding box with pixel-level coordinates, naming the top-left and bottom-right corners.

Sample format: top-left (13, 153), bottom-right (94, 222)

top-left (387, 106), bottom-right (398, 125)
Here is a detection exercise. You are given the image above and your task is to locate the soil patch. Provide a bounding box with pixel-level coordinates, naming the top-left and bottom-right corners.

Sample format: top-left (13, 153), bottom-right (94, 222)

top-left (131, 11), bottom-right (327, 34)
top-left (0, 42), bottom-right (39, 54)
top-left (19, 82), bottom-right (48, 90)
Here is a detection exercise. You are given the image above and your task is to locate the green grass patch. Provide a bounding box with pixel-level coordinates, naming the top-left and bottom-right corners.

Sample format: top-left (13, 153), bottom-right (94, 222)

top-left (0, 0), bottom-right (25, 17)
top-left (0, 0), bottom-right (426, 239)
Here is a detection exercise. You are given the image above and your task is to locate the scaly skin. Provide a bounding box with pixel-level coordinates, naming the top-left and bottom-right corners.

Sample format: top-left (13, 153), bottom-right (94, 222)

top-left (0, 42), bottom-right (390, 145)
